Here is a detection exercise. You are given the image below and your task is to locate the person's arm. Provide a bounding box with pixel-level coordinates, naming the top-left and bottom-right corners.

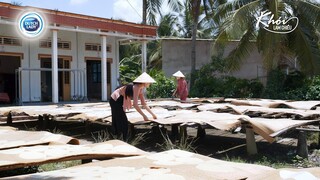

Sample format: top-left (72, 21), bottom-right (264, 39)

top-left (133, 86), bottom-right (149, 121)
top-left (172, 87), bottom-right (177, 97)
top-left (139, 92), bottom-right (157, 119)
top-left (172, 81), bottom-right (179, 97)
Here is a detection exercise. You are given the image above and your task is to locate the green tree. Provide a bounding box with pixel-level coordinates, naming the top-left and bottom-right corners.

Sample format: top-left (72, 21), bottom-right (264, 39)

top-left (189, 0), bottom-right (226, 88)
top-left (177, 1), bottom-right (215, 38)
top-left (213, 0), bottom-right (320, 75)
top-left (119, 53), bottom-right (142, 85)
top-left (119, 43), bottom-right (144, 84)
top-left (142, 0), bottom-right (181, 25)
top-left (148, 14), bottom-right (181, 70)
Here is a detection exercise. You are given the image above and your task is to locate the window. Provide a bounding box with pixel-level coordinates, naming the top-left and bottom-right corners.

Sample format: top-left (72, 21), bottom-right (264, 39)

top-left (58, 42), bottom-right (71, 49)
top-left (0, 36), bottom-right (22, 46)
top-left (92, 62), bottom-right (101, 83)
top-left (39, 40), bottom-right (71, 50)
top-left (85, 43), bottom-right (111, 52)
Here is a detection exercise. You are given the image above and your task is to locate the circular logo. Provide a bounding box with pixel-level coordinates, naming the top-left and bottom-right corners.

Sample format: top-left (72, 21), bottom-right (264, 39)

top-left (18, 12), bottom-right (45, 38)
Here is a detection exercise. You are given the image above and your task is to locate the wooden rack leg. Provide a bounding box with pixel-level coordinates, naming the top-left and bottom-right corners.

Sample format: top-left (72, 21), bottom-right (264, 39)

top-left (85, 121), bottom-right (91, 136)
top-left (6, 112), bottom-right (12, 125)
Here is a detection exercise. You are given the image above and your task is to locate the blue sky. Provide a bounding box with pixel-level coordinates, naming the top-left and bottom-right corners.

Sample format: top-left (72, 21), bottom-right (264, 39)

top-left (2, 0), bottom-right (318, 24)
top-left (0, 0), bottom-right (144, 23)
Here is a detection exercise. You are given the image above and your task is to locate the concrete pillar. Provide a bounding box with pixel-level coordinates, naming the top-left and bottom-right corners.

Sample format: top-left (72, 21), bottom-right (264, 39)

top-left (180, 126), bottom-right (188, 139)
top-left (197, 125), bottom-right (206, 139)
top-left (116, 40), bottom-right (120, 87)
top-left (141, 40), bottom-right (147, 72)
top-left (101, 35), bottom-right (107, 101)
top-left (318, 122), bottom-right (320, 149)
top-left (245, 125), bottom-right (257, 155)
top-left (297, 130), bottom-right (308, 158)
top-left (52, 30), bottom-right (59, 103)
top-left (171, 124), bottom-right (179, 141)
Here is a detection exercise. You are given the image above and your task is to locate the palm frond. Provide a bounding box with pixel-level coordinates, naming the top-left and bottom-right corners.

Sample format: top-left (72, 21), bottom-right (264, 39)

top-left (167, 0), bottom-right (182, 12)
top-left (291, 20), bottom-right (320, 75)
top-left (256, 27), bottom-right (288, 70)
top-left (157, 14), bottom-right (180, 37)
top-left (225, 26), bottom-right (256, 71)
top-left (147, 0), bottom-right (162, 25)
top-left (294, 0), bottom-right (320, 27)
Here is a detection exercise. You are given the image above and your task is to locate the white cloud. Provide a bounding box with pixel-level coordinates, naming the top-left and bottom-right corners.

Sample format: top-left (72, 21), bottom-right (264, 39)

top-left (113, 0), bottom-right (142, 23)
top-left (70, 0), bottom-right (89, 5)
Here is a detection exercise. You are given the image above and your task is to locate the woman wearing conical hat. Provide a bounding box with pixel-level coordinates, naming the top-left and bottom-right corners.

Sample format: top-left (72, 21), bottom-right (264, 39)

top-left (172, 71), bottom-right (188, 102)
top-left (109, 72), bottom-right (157, 140)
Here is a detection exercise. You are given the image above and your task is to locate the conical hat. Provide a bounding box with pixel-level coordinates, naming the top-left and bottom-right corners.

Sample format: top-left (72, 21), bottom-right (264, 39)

top-left (173, 71), bottom-right (185, 77)
top-left (133, 72), bottom-right (156, 83)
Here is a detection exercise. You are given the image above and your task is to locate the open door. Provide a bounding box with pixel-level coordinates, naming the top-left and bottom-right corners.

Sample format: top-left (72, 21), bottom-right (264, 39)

top-left (0, 55), bottom-right (21, 104)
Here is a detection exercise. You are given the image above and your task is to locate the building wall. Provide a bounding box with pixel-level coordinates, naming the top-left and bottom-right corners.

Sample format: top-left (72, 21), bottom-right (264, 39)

top-left (162, 39), bottom-right (268, 81)
top-left (0, 23), bottom-right (119, 102)
top-left (162, 39), bottom-right (212, 77)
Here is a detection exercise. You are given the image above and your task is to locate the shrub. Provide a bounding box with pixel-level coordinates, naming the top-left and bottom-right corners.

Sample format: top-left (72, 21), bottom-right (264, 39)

top-left (262, 70), bottom-right (320, 100)
top-left (189, 63), bottom-right (264, 98)
top-left (147, 69), bottom-right (175, 99)
top-left (262, 69), bottom-right (286, 99)
top-left (305, 76), bottom-right (320, 100)
top-left (189, 62), bottom-right (223, 97)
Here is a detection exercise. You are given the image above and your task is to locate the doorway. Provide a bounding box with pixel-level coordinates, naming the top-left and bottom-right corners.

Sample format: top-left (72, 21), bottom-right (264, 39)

top-left (0, 55), bottom-right (20, 104)
top-left (41, 58), bottom-right (71, 102)
top-left (86, 60), bottom-right (111, 101)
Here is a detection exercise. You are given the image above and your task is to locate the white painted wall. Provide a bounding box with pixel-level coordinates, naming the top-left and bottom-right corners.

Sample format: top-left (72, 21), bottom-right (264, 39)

top-left (0, 23), bottom-right (120, 103)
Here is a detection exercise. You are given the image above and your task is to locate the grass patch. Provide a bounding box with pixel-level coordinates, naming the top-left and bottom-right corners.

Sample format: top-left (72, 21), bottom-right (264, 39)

top-left (220, 152), bottom-right (320, 169)
top-left (221, 154), bottom-right (292, 169)
top-left (38, 160), bottom-right (82, 172)
top-left (91, 129), bottom-right (148, 147)
top-left (156, 128), bottom-right (197, 152)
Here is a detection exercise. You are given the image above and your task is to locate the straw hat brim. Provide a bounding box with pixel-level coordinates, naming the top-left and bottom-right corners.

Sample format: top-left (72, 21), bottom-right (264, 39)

top-left (133, 72), bottom-right (156, 83)
top-left (173, 71), bottom-right (185, 78)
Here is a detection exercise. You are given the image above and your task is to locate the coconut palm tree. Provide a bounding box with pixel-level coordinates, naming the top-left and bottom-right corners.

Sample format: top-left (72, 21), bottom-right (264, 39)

top-left (177, 0), bottom-right (217, 38)
top-left (142, 0), bottom-right (181, 25)
top-left (148, 1), bottom-right (215, 70)
top-left (148, 14), bottom-right (180, 69)
top-left (189, 0), bottom-right (225, 87)
top-left (213, 0), bottom-right (320, 75)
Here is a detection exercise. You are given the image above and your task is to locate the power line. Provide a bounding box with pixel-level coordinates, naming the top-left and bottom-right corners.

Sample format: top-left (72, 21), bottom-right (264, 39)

top-left (126, 0), bottom-right (142, 19)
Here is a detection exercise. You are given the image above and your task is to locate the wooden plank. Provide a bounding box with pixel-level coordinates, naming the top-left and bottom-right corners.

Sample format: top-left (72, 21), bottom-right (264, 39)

top-left (0, 140), bottom-right (147, 171)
